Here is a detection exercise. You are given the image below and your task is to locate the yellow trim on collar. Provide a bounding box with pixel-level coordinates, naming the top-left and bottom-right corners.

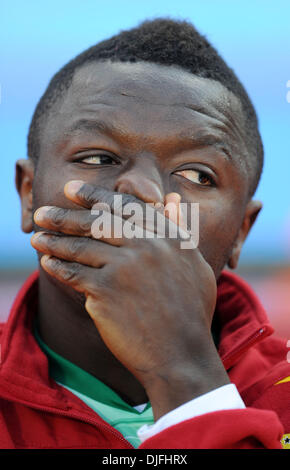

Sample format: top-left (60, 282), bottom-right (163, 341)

top-left (275, 376), bottom-right (290, 385)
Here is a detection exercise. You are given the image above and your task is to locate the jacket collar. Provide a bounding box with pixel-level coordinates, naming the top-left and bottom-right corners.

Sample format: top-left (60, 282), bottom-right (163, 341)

top-left (0, 269), bottom-right (274, 408)
top-left (215, 271), bottom-right (274, 368)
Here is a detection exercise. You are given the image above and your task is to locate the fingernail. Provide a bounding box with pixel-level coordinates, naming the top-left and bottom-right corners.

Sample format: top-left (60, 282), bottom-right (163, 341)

top-left (41, 254), bottom-right (52, 265)
top-left (34, 206), bottom-right (53, 223)
top-left (64, 180), bottom-right (84, 196)
top-left (31, 232), bottom-right (44, 243)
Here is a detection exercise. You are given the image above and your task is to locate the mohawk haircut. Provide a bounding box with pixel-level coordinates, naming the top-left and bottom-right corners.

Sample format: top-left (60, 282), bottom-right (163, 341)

top-left (28, 17), bottom-right (263, 195)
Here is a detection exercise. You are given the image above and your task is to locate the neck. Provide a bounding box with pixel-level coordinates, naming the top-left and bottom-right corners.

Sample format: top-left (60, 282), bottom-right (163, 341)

top-left (37, 268), bottom-right (148, 406)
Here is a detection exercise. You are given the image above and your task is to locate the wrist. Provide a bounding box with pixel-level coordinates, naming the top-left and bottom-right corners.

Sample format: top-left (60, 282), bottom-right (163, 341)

top-left (144, 350), bottom-right (230, 421)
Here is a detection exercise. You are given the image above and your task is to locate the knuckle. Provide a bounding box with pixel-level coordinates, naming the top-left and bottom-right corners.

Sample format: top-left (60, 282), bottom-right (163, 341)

top-left (84, 185), bottom-right (109, 207)
top-left (77, 184), bottom-right (142, 217)
top-left (87, 270), bottom-right (110, 296)
top-left (161, 238), bottom-right (177, 256)
top-left (61, 263), bottom-right (80, 282)
top-left (121, 193), bottom-right (139, 208)
top-left (50, 208), bottom-right (67, 228)
top-left (81, 184), bottom-right (97, 203)
top-left (50, 257), bottom-right (62, 271)
top-left (104, 260), bottom-right (129, 287)
top-left (122, 247), bottom-right (137, 264)
top-left (141, 245), bottom-right (155, 261)
top-left (46, 235), bottom-right (59, 252)
top-left (115, 262), bottom-right (131, 280)
top-left (110, 250), bottom-right (139, 282)
top-left (78, 217), bottom-right (93, 236)
top-left (146, 238), bottom-right (172, 260)
top-left (139, 245), bottom-right (157, 265)
top-left (68, 237), bottom-right (85, 258)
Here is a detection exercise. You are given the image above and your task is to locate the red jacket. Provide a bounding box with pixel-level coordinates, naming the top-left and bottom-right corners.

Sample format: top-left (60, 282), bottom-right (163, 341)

top-left (0, 270), bottom-right (289, 449)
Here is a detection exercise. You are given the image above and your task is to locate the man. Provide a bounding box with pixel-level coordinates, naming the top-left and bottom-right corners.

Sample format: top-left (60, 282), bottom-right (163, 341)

top-left (1, 18), bottom-right (289, 449)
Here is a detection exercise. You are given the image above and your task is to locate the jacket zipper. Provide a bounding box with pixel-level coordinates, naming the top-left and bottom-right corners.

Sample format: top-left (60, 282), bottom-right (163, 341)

top-left (0, 392), bottom-right (134, 449)
top-left (222, 326), bottom-right (269, 369)
top-left (40, 406), bottom-right (135, 449)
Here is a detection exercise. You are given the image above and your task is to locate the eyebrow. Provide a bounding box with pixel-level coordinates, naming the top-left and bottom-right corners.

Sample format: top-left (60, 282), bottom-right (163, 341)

top-left (65, 118), bottom-right (119, 137)
top-left (178, 131), bottom-right (233, 161)
top-left (64, 118), bottom-right (232, 161)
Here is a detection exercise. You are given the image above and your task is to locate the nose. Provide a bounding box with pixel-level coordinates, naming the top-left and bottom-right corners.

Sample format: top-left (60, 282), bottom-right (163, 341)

top-left (114, 158), bottom-right (165, 205)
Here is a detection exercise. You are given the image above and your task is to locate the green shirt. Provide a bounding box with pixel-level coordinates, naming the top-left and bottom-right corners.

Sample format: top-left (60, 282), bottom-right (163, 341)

top-left (34, 324), bottom-right (154, 447)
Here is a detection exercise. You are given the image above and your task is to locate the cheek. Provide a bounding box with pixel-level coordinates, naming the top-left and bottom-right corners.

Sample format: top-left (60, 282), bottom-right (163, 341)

top-left (33, 158), bottom-right (118, 209)
top-left (190, 199), bottom-right (244, 276)
top-left (32, 158), bottom-right (70, 209)
top-left (32, 161), bottom-right (89, 305)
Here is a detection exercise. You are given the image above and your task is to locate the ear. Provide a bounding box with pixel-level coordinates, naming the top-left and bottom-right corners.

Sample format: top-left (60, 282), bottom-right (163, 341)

top-left (15, 158), bottom-right (35, 233)
top-left (227, 200), bottom-right (262, 270)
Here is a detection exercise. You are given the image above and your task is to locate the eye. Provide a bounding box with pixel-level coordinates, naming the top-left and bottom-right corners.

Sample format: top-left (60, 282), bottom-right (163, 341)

top-left (174, 169), bottom-right (215, 187)
top-left (77, 154), bottom-right (118, 165)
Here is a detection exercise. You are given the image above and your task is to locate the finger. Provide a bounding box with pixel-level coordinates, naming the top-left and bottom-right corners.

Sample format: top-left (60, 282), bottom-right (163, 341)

top-left (34, 200), bottom-right (168, 243)
top-left (34, 207), bottom-right (97, 237)
top-left (63, 181), bottom-right (187, 239)
top-left (163, 193), bottom-right (191, 241)
top-left (92, 200), bottom-right (190, 243)
top-left (64, 180), bottom-right (141, 214)
top-left (62, 181), bottom-right (169, 237)
top-left (40, 255), bottom-right (104, 296)
top-left (31, 232), bottom-right (120, 267)
top-left (33, 208), bottom-right (152, 247)
top-left (37, 182), bottom-right (190, 243)
top-left (164, 192), bottom-right (188, 229)
top-left (33, 205), bottom-right (146, 246)
top-left (34, 205), bottom-right (130, 245)
top-left (164, 193), bottom-right (181, 225)
top-left (84, 296), bottom-right (116, 347)
top-left (85, 295), bottom-right (105, 323)
top-left (90, 210), bottom-right (152, 245)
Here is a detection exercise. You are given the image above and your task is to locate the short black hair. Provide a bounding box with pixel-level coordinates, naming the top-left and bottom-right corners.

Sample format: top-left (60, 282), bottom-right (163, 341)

top-left (28, 17), bottom-right (263, 196)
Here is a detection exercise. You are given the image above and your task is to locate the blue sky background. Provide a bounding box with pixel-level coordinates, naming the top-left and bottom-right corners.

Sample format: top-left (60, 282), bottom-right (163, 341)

top-left (1, 1), bottom-right (289, 268)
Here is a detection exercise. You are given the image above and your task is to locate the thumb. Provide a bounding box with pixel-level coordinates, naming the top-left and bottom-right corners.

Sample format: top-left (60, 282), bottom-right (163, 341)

top-left (164, 192), bottom-right (187, 230)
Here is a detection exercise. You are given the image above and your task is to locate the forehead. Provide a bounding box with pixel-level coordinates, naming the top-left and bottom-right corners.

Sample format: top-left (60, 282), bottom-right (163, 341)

top-left (71, 60), bottom-right (231, 110)
top-left (43, 60), bottom-right (249, 169)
